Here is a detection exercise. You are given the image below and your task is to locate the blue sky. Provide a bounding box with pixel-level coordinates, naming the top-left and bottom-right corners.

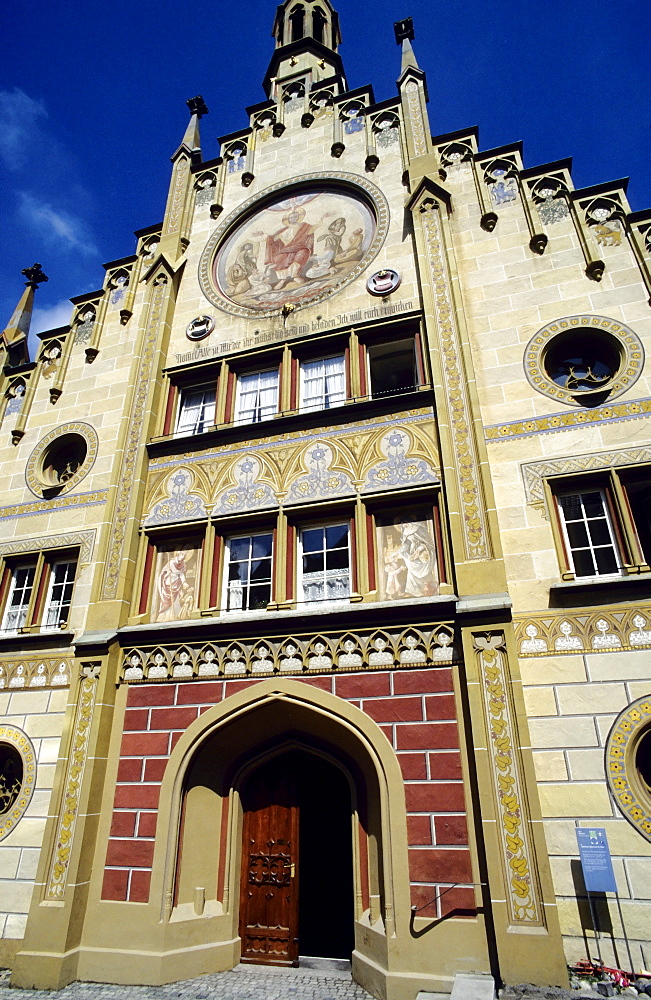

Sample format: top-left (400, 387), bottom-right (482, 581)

top-left (1, 0), bottom-right (649, 347)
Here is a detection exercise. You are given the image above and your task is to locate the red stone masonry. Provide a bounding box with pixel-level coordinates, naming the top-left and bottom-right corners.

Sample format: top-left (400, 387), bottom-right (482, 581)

top-left (102, 667), bottom-right (474, 917)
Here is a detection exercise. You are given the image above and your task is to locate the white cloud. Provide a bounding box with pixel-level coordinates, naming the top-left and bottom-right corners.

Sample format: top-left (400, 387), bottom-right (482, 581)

top-left (31, 298), bottom-right (73, 335)
top-left (0, 88), bottom-right (47, 170)
top-left (17, 192), bottom-right (98, 255)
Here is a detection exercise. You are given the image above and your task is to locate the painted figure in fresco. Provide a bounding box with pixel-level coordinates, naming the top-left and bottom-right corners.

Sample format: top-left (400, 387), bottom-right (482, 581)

top-left (306, 217), bottom-right (347, 278)
top-left (380, 516), bottom-right (438, 599)
top-left (263, 208), bottom-right (315, 289)
top-left (382, 536), bottom-right (405, 599)
top-left (215, 189), bottom-right (375, 311)
top-left (397, 517), bottom-right (438, 597)
top-left (335, 227), bottom-right (364, 264)
top-left (155, 550), bottom-right (194, 621)
top-left (227, 242), bottom-right (261, 296)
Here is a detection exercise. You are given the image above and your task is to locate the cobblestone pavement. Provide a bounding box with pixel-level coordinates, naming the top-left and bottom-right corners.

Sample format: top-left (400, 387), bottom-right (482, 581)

top-left (0, 964), bottom-right (372, 1000)
top-left (0, 966), bottom-right (607, 1000)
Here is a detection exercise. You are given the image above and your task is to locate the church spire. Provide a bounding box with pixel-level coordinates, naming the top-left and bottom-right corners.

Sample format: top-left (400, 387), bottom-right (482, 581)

top-left (264, 0), bottom-right (346, 97)
top-left (1, 263), bottom-right (48, 368)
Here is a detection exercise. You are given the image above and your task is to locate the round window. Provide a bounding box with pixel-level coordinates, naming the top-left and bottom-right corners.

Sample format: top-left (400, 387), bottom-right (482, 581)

top-left (0, 725), bottom-right (37, 842)
top-left (25, 422), bottom-right (98, 498)
top-left (524, 315), bottom-right (644, 406)
top-left (0, 743), bottom-right (23, 815)
top-left (635, 727), bottom-right (651, 794)
top-left (605, 696), bottom-right (651, 843)
top-left (543, 329), bottom-right (621, 394)
top-left (41, 434), bottom-right (88, 487)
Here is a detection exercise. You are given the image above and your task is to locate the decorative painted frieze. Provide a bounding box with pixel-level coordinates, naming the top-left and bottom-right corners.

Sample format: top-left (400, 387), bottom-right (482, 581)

top-left (120, 624), bottom-right (456, 683)
top-left (514, 605), bottom-right (651, 656)
top-left (144, 416), bottom-right (439, 524)
top-left (521, 446), bottom-right (651, 505)
top-left (485, 396), bottom-right (651, 442)
top-left (0, 657), bottom-right (71, 689)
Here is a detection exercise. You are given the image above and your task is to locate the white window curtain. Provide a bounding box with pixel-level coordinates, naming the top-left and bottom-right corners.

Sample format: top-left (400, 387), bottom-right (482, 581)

top-left (299, 524), bottom-right (350, 603)
top-left (43, 560), bottom-right (77, 630)
top-left (176, 387), bottom-right (216, 436)
top-left (300, 356), bottom-right (345, 412)
top-left (2, 564), bottom-right (36, 632)
top-left (236, 370), bottom-right (279, 424)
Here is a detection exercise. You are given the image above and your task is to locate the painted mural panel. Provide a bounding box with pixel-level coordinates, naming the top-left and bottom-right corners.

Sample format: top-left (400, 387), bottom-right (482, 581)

top-left (376, 510), bottom-right (439, 600)
top-left (214, 188), bottom-right (375, 312)
top-left (150, 543), bottom-right (200, 623)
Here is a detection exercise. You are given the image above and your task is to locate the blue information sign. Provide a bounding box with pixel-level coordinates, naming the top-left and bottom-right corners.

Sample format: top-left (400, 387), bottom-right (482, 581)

top-left (576, 828), bottom-right (618, 893)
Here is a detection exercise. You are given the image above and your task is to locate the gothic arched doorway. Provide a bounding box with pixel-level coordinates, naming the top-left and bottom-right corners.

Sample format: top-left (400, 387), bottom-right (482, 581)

top-left (239, 748), bottom-right (354, 966)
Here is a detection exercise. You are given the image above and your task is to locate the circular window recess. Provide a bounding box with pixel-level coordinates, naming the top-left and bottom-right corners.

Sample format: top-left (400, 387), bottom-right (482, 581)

top-left (636, 727), bottom-right (651, 794)
top-left (0, 725), bottom-right (37, 842)
top-left (26, 421), bottom-right (98, 498)
top-left (605, 695), bottom-right (651, 843)
top-left (524, 315), bottom-right (644, 407)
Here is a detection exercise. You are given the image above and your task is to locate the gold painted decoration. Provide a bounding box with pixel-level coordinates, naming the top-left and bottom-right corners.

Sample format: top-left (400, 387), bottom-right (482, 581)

top-left (102, 275), bottom-right (168, 600)
top-left (0, 724), bottom-right (36, 842)
top-left (198, 173), bottom-right (390, 318)
top-left (485, 396), bottom-right (651, 442)
top-left (143, 414), bottom-right (439, 522)
top-left (164, 157), bottom-right (190, 235)
top-left (121, 624), bottom-right (456, 682)
top-left (0, 490), bottom-right (107, 522)
top-left (404, 81), bottom-right (427, 156)
top-left (605, 695), bottom-right (651, 843)
top-left (44, 662), bottom-right (100, 900)
top-left (474, 632), bottom-right (542, 924)
top-left (515, 606), bottom-right (651, 656)
top-left (420, 202), bottom-right (489, 560)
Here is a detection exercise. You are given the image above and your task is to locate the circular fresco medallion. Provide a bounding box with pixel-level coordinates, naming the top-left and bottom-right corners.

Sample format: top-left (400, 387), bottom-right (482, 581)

top-left (198, 173), bottom-right (390, 318)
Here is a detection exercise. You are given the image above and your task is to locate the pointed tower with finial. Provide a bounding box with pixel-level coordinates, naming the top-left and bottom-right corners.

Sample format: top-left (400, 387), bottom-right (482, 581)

top-left (0, 263), bottom-right (49, 368)
top-left (264, 0), bottom-right (345, 98)
top-left (158, 95), bottom-right (209, 262)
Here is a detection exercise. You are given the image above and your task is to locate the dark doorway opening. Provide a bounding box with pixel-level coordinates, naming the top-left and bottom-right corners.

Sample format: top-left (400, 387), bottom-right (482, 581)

top-left (239, 748), bottom-right (354, 966)
top-left (296, 752), bottom-right (354, 959)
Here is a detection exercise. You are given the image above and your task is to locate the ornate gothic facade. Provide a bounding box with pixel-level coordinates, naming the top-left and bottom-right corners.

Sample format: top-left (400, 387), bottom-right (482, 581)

top-left (1, 3), bottom-right (650, 995)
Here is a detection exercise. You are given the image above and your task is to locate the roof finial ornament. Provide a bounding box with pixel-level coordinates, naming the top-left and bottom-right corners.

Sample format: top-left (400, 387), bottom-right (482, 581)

top-left (21, 263), bottom-right (49, 289)
top-left (1, 263), bottom-right (49, 367)
top-left (186, 95), bottom-right (209, 119)
top-left (394, 17), bottom-right (414, 43)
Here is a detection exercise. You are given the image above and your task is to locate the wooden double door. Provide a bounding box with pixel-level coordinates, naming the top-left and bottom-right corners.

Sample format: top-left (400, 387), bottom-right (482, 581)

top-left (239, 750), bottom-right (354, 966)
